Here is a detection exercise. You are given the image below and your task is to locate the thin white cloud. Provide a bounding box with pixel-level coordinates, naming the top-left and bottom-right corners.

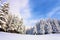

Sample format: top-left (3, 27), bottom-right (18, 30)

top-left (18, 0), bottom-right (32, 27)
top-left (47, 7), bottom-right (60, 17)
top-left (9, 0), bottom-right (21, 18)
top-left (19, 0), bottom-right (31, 19)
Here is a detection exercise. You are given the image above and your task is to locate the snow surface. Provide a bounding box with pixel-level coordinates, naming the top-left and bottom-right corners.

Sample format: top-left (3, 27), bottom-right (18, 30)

top-left (0, 32), bottom-right (60, 40)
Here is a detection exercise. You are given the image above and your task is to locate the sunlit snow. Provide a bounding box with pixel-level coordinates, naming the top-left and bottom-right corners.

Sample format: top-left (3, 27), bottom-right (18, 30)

top-left (0, 32), bottom-right (60, 40)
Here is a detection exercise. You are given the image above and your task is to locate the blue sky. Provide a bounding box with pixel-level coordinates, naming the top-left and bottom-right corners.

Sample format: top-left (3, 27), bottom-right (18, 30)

top-left (28, 0), bottom-right (60, 27)
top-left (29, 0), bottom-right (60, 19)
top-left (1, 0), bottom-right (60, 27)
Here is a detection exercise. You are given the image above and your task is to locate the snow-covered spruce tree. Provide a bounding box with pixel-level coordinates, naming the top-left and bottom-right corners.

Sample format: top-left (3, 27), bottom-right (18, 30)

top-left (7, 15), bottom-right (25, 34)
top-left (44, 18), bottom-right (52, 34)
top-left (52, 19), bottom-right (60, 33)
top-left (33, 26), bottom-right (37, 35)
top-left (0, 2), bottom-right (9, 31)
top-left (0, 2), bottom-right (25, 34)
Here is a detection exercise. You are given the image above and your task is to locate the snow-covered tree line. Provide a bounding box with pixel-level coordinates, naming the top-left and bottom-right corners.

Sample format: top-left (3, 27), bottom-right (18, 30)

top-left (33, 18), bottom-right (60, 35)
top-left (0, 2), bottom-right (26, 34)
top-left (26, 18), bottom-right (60, 35)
